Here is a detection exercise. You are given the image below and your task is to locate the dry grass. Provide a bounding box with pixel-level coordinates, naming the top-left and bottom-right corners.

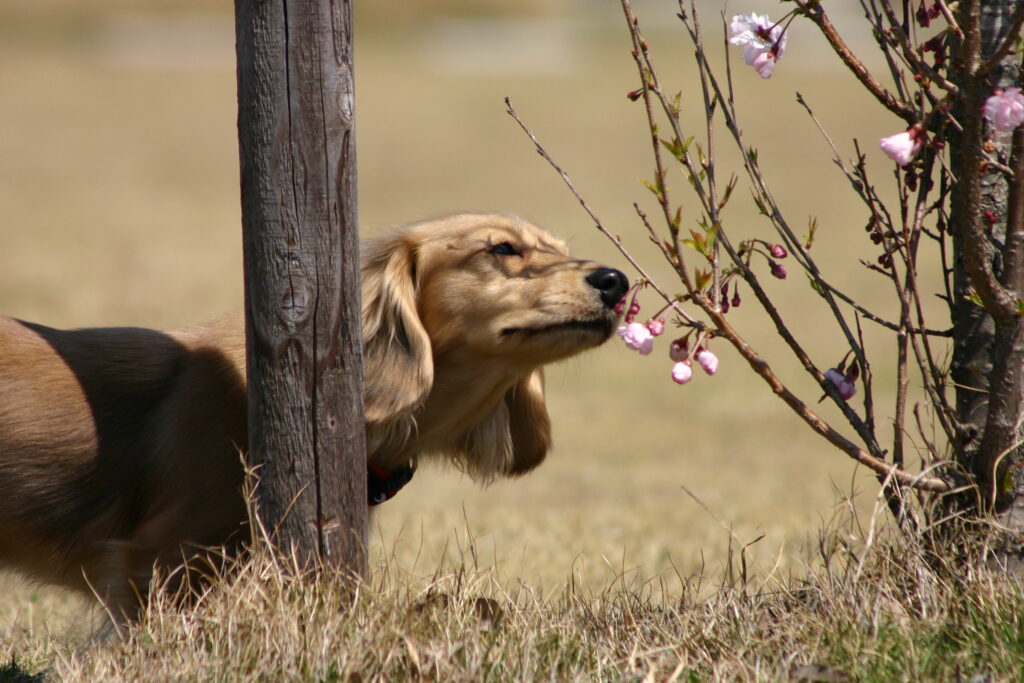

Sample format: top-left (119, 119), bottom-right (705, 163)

top-left (1, 1), bottom-right (1021, 679)
top-left (6, 504), bottom-right (1024, 681)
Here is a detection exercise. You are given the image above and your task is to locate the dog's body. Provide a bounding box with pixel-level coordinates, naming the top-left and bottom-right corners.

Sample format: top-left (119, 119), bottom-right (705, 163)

top-left (0, 214), bottom-right (627, 618)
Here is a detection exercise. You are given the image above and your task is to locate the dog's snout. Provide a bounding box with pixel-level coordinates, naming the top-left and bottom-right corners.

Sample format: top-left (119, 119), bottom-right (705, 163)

top-left (585, 267), bottom-right (629, 308)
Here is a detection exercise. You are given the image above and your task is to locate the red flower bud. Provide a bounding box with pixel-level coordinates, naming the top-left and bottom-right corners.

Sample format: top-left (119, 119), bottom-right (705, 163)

top-left (915, 1), bottom-right (932, 28)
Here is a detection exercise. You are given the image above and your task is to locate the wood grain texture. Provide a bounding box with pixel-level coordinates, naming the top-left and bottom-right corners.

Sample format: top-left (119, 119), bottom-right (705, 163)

top-left (235, 0), bottom-right (366, 571)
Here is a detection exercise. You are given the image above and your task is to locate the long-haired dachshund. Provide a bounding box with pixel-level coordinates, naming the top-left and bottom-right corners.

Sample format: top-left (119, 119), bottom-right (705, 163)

top-left (0, 213), bottom-right (627, 619)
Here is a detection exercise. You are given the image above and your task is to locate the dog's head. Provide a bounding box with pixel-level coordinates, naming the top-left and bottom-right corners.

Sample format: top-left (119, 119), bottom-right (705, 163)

top-left (361, 213), bottom-right (627, 477)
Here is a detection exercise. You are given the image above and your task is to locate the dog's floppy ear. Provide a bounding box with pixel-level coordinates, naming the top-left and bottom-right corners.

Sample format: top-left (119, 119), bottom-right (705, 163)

top-left (361, 233), bottom-right (433, 423)
top-left (504, 369), bottom-right (551, 475)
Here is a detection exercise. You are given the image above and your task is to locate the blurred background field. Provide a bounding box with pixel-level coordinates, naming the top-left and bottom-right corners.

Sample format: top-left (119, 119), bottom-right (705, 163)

top-left (0, 0), bottom-right (945, 645)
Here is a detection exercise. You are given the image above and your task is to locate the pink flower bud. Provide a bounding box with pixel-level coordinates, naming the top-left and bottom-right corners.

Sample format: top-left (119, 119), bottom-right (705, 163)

top-left (839, 380), bottom-right (856, 400)
top-left (731, 286), bottom-right (741, 308)
top-left (824, 368), bottom-right (857, 400)
top-left (695, 349), bottom-right (719, 375)
top-left (671, 361), bottom-right (693, 385)
top-left (614, 297), bottom-right (627, 315)
top-left (770, 261), bottom-right (787, 279)
top-left (669, 339), bottom-right (689, 363)
top-left (646, 318), bottom-right (665, 336)
top-left (624, 300), bottom-right (641, 323)
top-left (618, 322), bottom-right (654, 355)
top-left (879, 129), bottom-right (924, 166)
top-left (984, 88), bottom-right (1024, 133)
top-left (768, 244), bottom-right (787, 259)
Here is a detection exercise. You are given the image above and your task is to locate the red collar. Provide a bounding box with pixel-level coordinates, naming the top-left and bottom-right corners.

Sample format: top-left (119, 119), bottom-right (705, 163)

top-left (367, 462), bottom-right (415, 506)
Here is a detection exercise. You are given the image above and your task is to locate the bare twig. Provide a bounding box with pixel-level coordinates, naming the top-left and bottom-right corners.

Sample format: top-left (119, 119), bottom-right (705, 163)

top-left (505, 98), bottom-right (702, 327)
top-left (935, 0), bottom-right (964, 37)
top-left (674, 5), bottom-right (878, 432)
top-left (513, 0), bottom-right (958, 496)
top-left (875, 2), bottom-right (961, 96)
top-left (795, 0), bottom-right (917, 125)
top-left (707, 308), bottom-right (949, 492)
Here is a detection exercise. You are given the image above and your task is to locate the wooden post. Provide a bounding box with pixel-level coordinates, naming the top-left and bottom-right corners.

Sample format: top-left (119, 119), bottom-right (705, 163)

top-left (234, 0), bottom-right (366, 572)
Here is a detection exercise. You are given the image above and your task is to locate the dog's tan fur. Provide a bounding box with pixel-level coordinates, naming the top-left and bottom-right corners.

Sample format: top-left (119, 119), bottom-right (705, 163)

top-left (0, 213), bottom-right (621, 618)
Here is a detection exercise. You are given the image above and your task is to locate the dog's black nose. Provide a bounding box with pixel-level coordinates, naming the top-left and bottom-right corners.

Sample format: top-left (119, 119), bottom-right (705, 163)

top-left (586, 267), bottom-right (629, 308)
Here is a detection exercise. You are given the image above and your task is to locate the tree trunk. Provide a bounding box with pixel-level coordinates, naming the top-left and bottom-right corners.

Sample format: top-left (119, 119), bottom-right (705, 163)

top-left (949, 0), bottom-right (1024, 533)
top-left (234, 0), bottom-right (366, 572)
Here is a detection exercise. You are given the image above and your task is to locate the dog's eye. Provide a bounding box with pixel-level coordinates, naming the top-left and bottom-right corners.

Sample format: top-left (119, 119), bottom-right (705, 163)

top-left (489, 242), bottom-right (520, 257)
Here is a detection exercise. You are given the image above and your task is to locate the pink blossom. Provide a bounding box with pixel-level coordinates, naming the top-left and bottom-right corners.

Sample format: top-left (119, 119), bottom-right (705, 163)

top-left (695, 349), bottom-right (719, 375)
top-left (671, 361), bottom-right (693, 385)
top-left (749, 50), bottom-right (779, 79)
top-left (669, 339), bottom-right (689, 363)
top-left (646, 318), bottom-right (665, 336)
top-left (730, 13), bottom-right (787, 79)
top-left (768, 244), bottom-right (787, 259)
top-left (618, 322), bottom-right (654, 355)
top-left (879, 129), bottom-right (923, 166)
top-left (824, 368), bottom-right (857, 400)
top-left (984, 88), bottom-right (1024, 133)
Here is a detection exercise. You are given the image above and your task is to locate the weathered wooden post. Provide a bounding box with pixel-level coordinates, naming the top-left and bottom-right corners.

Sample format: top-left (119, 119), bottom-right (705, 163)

top-left (234, 0), bottom-right (366, 572)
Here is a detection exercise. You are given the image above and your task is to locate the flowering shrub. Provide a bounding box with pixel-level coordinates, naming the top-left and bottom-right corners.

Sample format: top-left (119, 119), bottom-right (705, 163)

top-left (508, 0), bottom-right (1024, 521)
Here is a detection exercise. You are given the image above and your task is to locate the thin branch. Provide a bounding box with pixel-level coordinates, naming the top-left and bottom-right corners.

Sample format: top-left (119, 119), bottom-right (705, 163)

top-left (505, 98), bottom-right (702, 327)
top-left (795, 0), bottom-right (917, 125)
top-left (623, 1), bottom-right (694, 294)
top-left (861, 0), bottom-right (912, 101)
top-left (507, 63), bottom-right (949, 492)
top-left (902, 154), bottom-right (961, 450)
top-left (705, 308), bottom-right (949, 492)
top-left (876, 2), bottom-right (961, 96)
top-left (667, 1), bottom-right (890, 456)
top-left (795, 92), bottom-right (951, 339)
top-left (691, 1), bottom-right (723, 306)
top-left (935, 0), bottom-right (964, 38)
top-left (512, 0), bottom-right (956, 495)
